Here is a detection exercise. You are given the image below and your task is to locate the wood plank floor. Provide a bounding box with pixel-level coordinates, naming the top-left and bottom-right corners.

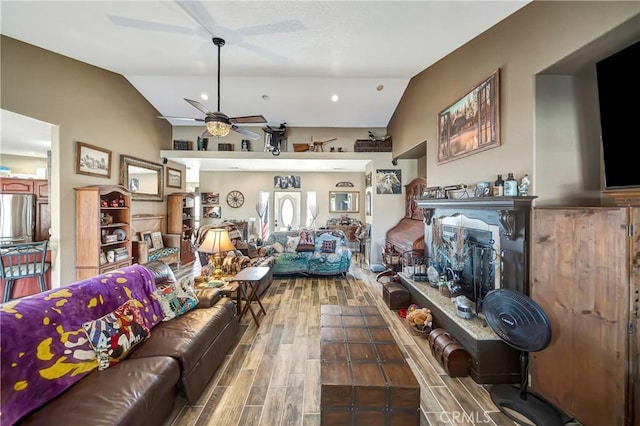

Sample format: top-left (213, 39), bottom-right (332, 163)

top-left (166, 263), bottom-right (526, 426)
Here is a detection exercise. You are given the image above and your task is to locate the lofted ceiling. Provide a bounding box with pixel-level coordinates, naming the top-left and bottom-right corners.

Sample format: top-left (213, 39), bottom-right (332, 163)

top-left (1, 1), bottom-right (531, 171)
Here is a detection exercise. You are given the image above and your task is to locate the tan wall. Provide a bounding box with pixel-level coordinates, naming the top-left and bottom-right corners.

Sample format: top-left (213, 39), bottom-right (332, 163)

top-left (388, 1), bottom-right (640, 203)
top-left (199, 170), bottom-right (366, 228)
top-left (0, 154), bottom-right (48, 176)
top-left (1, 35), bottom-right (175, 286)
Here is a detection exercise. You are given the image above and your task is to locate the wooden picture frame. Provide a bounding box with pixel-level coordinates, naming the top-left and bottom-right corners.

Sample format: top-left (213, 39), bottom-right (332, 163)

top-left (437, 69), bottom-right (500, 164)
top-left (76, 141), bottom-right (112, 178)
top-left (141, 232), bottom-right (153, 248)
top-left (166, 167), bottom-right (182, 188)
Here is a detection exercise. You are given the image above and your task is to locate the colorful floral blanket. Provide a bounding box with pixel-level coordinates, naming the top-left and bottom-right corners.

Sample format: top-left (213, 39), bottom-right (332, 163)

top-left (0, 265), bottom-right (163, 425)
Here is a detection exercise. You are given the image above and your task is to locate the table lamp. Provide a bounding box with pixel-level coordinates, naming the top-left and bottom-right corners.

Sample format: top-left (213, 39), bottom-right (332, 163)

top-left (197, 229), bottom-right (235, 280)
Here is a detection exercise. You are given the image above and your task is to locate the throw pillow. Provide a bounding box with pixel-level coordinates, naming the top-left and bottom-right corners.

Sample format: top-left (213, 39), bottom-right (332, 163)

top-left (321, 240), bottom-right (337, 253)
top-left (269, 241), bottom-right (284, 253)
top-left (151, 231), bottom-right (164, 250)
top-left (296, 231), bottom-right (315, 252)
top-left (285, 235), bottom-right (301, 253)
top-left (82, 299), bottom-right (150, 371)
top-left (154, 276), bottom-right (199, 321)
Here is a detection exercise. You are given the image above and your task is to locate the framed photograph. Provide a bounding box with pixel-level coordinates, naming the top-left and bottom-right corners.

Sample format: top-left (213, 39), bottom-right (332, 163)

top-left (150, 231), bottom-right (164, 250)
top-left (166, 167), bottom-right (182, 188)
top-left (365, 190), bottom-right (372, 216)
top-left (274, 175), bottom-right (301, 189)
top-left (99, 252), bottom-right (108, 266)
top-left (76, 141), bottom-right (112, 178)
top-left (203, 206), bottom-right (221, 219)
top-left (376, 169), bottom-right (402, 194)
top-left (202, 192), bottom-right (219, 205)
top-left (141, 232), bottom-right (153, 248)
top-left (437, 69), bottom-right (500, 164)
top-left (365, 172), bottom-right (372, 188)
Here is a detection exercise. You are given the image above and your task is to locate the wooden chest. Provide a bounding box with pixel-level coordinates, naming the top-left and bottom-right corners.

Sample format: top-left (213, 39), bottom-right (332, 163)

top-left (320, 305), bottom-right (420, 425)
top-left (382, 282), bottom-right (411, 310)
top-left (428, 328), bottom-right (471, 378)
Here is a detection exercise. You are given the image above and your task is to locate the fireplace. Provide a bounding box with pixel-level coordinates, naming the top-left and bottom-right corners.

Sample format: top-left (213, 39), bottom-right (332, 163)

top-left (397, 196), bottom-right (537, 384)
top-left (417, 196), bottom-right (536, 296)
top-left (429, 214), bottom-right (501, 312)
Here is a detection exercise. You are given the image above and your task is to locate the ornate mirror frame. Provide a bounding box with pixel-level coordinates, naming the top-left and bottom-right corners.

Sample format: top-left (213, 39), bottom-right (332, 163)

top-left (329, 191), bottom-right (360, 213)
top-left (119, 155), bottom-right (163, 201)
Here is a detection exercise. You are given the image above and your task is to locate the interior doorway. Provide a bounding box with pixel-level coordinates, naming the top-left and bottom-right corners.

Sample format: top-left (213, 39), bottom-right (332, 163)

top-left (274, 191), bottom-right (300, 231)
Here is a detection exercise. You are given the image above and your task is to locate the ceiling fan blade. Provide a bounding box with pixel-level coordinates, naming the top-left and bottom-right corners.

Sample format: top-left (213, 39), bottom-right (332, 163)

top-left (157, 115), bottom-right (204, 122)
top-left (230, 115), bottom-right (267, 124)
top-left (232, 125), bottom-right (261, 140)
top-left (184, 98), bottom-right (213, 115)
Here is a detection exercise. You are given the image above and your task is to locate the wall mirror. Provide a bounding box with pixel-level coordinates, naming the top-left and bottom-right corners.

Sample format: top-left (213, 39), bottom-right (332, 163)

top-left (119, 155), bottom-right (163, 201)
top-left (329, 191), bottom-right (360, 213)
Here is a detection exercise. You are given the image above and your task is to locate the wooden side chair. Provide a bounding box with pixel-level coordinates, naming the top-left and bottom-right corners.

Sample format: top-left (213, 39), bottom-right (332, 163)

top-left (1, 241), bottom-right (50, 303)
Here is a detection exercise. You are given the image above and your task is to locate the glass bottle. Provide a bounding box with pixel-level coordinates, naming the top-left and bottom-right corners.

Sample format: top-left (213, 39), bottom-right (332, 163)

top-left (493, 174), bottom-right (504, 196)
top-left (504, 173), bottom-right (518, 196)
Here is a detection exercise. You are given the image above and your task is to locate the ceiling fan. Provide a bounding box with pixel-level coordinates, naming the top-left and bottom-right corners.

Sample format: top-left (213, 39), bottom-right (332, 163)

top-left (158, 37), bottom-right (267, 140)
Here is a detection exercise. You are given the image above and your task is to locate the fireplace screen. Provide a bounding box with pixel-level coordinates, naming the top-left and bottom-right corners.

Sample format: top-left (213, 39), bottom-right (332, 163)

top-left (433, 224), bottom-right (498, 311)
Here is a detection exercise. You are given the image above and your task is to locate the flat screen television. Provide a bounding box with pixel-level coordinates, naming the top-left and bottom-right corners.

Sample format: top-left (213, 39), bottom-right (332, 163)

top-left (596, 40), bottom-right (640, 189)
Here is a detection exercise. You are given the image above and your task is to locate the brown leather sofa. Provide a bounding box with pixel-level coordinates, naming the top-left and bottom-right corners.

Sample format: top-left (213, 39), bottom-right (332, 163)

top-left (20, 261), bottom-right (238, 425)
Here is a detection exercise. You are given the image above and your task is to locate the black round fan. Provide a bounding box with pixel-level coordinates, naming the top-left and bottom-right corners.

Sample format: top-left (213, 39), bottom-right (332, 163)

top-left (483, 289), bottom-right (563, 426)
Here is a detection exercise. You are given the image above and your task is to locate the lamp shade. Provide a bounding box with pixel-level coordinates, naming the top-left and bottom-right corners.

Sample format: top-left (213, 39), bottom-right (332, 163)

top-left (197, 229), bottom-right (235, 254)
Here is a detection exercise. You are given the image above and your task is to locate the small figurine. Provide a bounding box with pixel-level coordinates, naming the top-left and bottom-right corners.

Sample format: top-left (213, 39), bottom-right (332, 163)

top-left (110, 198), bottom-right (119, 207)
top-left (519, 174), bottom-right (531, 196)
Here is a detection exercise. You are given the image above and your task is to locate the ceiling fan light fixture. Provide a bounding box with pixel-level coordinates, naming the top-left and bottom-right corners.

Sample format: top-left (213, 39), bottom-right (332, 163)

top-left (205, 116), bottom-right (231, 137)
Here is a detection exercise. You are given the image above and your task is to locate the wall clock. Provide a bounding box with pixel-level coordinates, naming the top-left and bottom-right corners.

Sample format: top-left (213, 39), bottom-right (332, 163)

top-left (226, 190), bottom-right (244, 208)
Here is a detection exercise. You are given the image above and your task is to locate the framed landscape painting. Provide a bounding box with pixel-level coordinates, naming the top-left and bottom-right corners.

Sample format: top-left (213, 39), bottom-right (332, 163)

top-left (76, 141), bottom-right (111, 178)
top-left (437, 69), bottom-right (500, 164)
top-left (166, 167), bottom-right (182, 188)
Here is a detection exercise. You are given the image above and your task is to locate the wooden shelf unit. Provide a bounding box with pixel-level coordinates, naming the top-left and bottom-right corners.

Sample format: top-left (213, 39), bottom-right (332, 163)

top-left (75, 185), bottom-right (132, 280)
top-left (167, 192), bottom-right (196, 266)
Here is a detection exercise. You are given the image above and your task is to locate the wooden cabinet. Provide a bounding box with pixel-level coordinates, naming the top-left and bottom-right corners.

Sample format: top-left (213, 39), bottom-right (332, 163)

top-left (34, 180), bottom-right (49, 241)
top-left (75, 185), bottom-right (132, 280)
top-left (531, 206), bottom-right (637, 426)
top-left (327, 225), bottom-right (359, 242)
top-left (167, 193), bottom-right (196, 266)
top-left (0, 177), bottom-right (34, 194)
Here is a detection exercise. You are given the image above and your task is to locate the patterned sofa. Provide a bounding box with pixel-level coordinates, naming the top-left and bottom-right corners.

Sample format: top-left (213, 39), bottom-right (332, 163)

top-left (263, 229), bottom-right (352, 276)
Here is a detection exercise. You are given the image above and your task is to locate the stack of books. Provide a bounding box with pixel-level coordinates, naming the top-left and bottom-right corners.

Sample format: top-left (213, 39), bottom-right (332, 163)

top-left (113, 247), bottom-right (129, 262)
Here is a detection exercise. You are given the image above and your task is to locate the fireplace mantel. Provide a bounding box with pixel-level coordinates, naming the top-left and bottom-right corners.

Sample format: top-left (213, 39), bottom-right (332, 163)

top-left (415, 196), bottom-right (536, 295)
top-left (417, 196), bottom-right (536, 241)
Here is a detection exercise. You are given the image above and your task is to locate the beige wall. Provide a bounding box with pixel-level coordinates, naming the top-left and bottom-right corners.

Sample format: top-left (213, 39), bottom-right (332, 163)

top-left (1, 36), bottom-right (175, 286)
top-left (199, 170), bottom-right (366, 229)
top-left (388, 1), bottom-right (640, 204)
top-left (0, 154), bottom-right (48, 176)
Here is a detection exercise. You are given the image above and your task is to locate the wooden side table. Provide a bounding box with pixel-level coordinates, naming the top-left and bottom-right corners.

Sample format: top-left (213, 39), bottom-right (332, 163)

top-left (218, 281), bottom-right (240, 315)
top-left (233, 266), bottom-right (270, 326)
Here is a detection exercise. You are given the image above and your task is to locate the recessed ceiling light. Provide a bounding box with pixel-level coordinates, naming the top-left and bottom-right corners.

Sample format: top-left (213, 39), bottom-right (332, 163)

top-left (201, 93), bottom-right (209, 100)
top-left (262, 94), bottom-right (270, 101)
top-left (331, 94), bottom-right (339, 102)
top-left (376, 84), bottom-right (384, 91)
